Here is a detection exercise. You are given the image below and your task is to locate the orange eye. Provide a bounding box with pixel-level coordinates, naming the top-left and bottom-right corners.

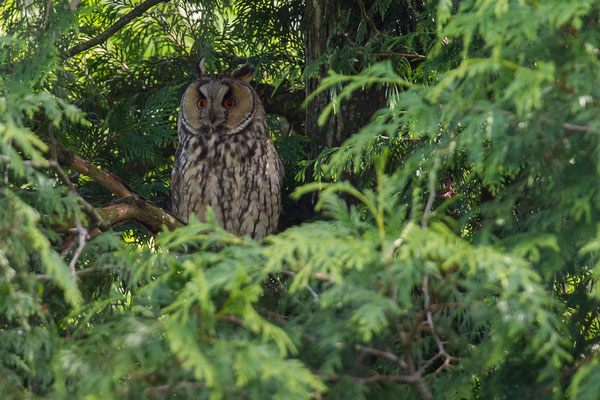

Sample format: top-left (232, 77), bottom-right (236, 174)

top-left (223, 98), bottom-right (236, 109)
top-left (197, 98), bottom-right (207, 109)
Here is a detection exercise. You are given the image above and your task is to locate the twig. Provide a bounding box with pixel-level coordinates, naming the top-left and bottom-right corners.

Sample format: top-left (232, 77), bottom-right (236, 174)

top-left (48, 124), bottom-right (58, 161)
top-left (327, 372), bottom-right (429, 387)
top-left (280, 270), bottom-right (320, 299)
top-left (304, 283), bottom-right (319, 299)
top-left (88, 130), bottom-right (125, 164)
top-left (68, 214), bottom-right (88, 273)
top-left (340, 28), bottom-right (359, 47)
top-left (314, 272), bottom-right (336, 282)
top-left (254, 83), bottom-right (305, 134)
top-left (554, 80), bottom-right (575, 94)
top-left (42, 0), bottom-right (52, 30)
top-left (422, 276), bottom-right (454, 373)
top-left (421, 177), bottom-right (436, 229)
top-left (376, 52), bottom-right (426, 59)
top-left (60, 236), bottom-right (78, 259)
top-left (144, 381), bottom-right (205, 396)
top-left (154, 11), bottom-right (187, 52)
top-left (39, 142), bottom-right (180, 234)
top-left (398, 326), bottom-right (435, 400)
top-left (46, 128), bottom-right (107, 229)
top-left (48, 126), bottom-right (92, 272)
top-left (282, 269), bottom-right (336, 283)
top-left (563, 122), bottom-right (590, 132)
top-left (36, 266), bottom-right (112, 280)
top-left (355, 345), bottom-right (409, 369)
top-left (418, 351), bottom-right (445, 374)
top-left (66, 0), bottom-right (169, 58)
top-left (3, 140), bottom-right (11, 184)
top-left (218, 314), bottom-right (245, 326)
top-left (99, 45), bottom-right (131, 72)
top-left (356, 0), bottom-right (380, 36)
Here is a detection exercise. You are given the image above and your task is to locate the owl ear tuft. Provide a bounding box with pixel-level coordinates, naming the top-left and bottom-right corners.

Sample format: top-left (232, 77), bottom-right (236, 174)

top-left (195, 58), bottom-right (206, 79)
top-left (231, 64), bottom-right (254, 84)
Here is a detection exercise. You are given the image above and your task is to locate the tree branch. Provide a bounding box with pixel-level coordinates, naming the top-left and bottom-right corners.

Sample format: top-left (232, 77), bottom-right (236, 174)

top-left (327, 371), bottom-right (423, 384)
top-left (144, 381), bottom-right (205, 396)
top-left (422, 276), bottom-right (455, 374)
top-left (95, 197), bottom-right (183, 233)
top-left (280, 270), bottom-right (320, 299)
top-left (47, 127), bottom-right (100, 265)
top-left (68, 214), bottom-right (88, 273)
top-left (376, 52), bottom-right (426, 59)
top-left (44, 145), bottom-right (183, 234)
top-left (357, 0), bottom-right (380, 36)
top-left (66, 0), bottom-right (169, 58)
top-left (563, 122), bottom-right (590, 132)
top-left (421, 178), bottom-right (436, 229)
top-left (354, 345), bottom-right (409, 370)
top-left (255, 83), bottom-right (305, 134)
top-left (52, 196), bottom-right (183, 235)
top-left (53, 145), bottom-right (137, 198)
top-left (36, 265), bottom-right (116, 280)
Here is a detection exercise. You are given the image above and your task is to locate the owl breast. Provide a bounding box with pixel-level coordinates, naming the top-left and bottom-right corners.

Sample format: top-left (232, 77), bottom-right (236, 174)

top-left (171, 110), bottom-right (283, 240)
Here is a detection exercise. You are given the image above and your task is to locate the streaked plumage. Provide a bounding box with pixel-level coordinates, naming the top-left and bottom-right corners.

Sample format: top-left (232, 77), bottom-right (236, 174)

top-left (171, 60), bottom-right (283, 239)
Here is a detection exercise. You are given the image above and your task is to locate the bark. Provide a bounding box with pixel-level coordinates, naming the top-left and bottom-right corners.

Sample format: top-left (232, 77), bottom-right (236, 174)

top-left (96, 197), bottom-right (182, 233)
top-left (54, 146), bottom-right (137, 199)
top-left (304, 0), bottom-right (387, 157)
top-left (51, 146), bottom-right (183, 234)
top-left (52, 196), bottom-right (183, 234)
top-left (255, 83), bottom-right (305, 134)
top-left (66, 0), bottom-right (169, 58)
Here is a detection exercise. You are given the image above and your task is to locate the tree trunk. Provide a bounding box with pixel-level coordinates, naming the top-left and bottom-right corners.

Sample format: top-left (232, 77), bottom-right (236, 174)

top-left (304, 0), bottom-right (387, 158)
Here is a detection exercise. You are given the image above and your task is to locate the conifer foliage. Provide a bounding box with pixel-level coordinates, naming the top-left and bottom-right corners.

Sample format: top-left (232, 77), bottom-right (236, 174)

top-left (2, 0), bottom-right (600, 399)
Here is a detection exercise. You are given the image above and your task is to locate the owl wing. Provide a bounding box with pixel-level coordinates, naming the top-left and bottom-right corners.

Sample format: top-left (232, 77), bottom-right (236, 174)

top-left (171, 145), bottom-right (184, 221)
top-left (265, 144), bottom-right (284, 237)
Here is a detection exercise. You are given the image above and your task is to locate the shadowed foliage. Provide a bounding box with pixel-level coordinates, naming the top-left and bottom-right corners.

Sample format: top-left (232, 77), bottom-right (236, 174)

top-left (2, 0), bottom-right (600, 399)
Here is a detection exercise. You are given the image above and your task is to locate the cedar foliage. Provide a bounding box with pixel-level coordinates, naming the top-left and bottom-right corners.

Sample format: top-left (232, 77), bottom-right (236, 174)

top-left (2, 0), bottom-right (600, 399)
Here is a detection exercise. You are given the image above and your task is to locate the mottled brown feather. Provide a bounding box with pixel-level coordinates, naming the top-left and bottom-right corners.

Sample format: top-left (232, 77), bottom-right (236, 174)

top-left (171, 68), bottom-right (283, 239)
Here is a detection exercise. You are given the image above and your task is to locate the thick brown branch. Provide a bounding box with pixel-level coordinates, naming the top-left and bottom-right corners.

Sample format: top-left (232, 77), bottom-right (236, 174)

top-left (54, 145), bottom-right (137, 198)
top-left (66, 0), bottom-right (169, 58)
top-left (47, 147), bottom-right (181, 234)
top-left (47, 127), bottom-right (107, 235)
top-left (96, 197), bottom-right (183, 233)
top-left (52, 197), bottom-right (182, 235)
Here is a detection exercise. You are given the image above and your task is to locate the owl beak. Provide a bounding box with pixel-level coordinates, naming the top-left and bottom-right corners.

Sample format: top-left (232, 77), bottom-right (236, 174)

top-left (208, 112), bottom-right (218, 125)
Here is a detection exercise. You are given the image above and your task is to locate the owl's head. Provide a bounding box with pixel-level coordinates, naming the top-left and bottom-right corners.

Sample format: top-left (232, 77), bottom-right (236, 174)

top-left (179, 59), bottom-right (261, 136)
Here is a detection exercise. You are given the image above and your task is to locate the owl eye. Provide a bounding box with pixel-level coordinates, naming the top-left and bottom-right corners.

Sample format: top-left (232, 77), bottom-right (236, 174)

top-left (223, 98), bottom-right (236, 109)
top-left (197, 98), bottom-right (207, 109)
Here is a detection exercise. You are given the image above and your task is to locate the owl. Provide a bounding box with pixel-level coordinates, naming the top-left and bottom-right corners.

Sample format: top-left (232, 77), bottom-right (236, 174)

top-left (171, 59), bottom-right (284, 239)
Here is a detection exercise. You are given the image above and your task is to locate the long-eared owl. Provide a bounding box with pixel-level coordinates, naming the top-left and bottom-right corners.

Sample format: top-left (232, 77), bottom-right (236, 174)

top-left (171, 59), bottom-right (284, 239)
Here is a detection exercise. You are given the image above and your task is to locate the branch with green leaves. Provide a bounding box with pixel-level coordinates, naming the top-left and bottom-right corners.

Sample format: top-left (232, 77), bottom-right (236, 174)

top-left (66, 0), bottom-right (169, 58)
top-left (44, 145), bottom-right (182, 233)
